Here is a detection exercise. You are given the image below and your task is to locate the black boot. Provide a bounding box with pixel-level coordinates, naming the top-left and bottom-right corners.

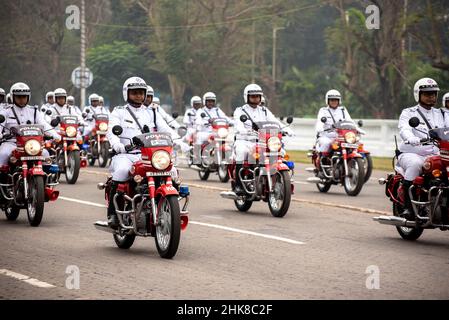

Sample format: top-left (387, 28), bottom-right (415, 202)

top-left (234, 164), bottom-right (245, 196)
top-left (401, 180), bottom-right (415, 220)
top-left (107, 181), bottom-right (120, 229)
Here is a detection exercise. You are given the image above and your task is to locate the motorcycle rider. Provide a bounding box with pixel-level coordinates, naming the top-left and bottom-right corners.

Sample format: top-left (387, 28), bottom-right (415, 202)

top-left (0, 88), bottom-right (7, 109)
top-left (106, 77), bottom-right (181, 228)
top-left (183, 96), bottom-right (202, 144)
top-left (67, 95), bottom-right (83, 116)
top-left (0, 82), bottom-right (61, 172)
top-left (83, 93), bottom-right (110, 138)
top-left (397, 78), bottom-right (448, 218)
top-left (143, 85), bottom-right (154, 107)
top-left (6, 94), bottom-right (12, 105)
top-left (232, 84), bottom-right (287, 195)
top-left (314, 90), bottom-right (353, 162)
top-left (441, 92), bottom-right (449, 115)
top-left (41, 91), bottom-right (55, 113)
top-left (149, 96), bottom-right (181, 130)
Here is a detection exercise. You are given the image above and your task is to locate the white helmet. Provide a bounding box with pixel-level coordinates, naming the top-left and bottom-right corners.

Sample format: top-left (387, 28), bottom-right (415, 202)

top-left (0, 88), bottom-right (5, 96)
top-left (67, 95), bottom-right (75, 104)
top-left (147, 85), bottom-right (154, 97)
top-left (122, 76), bottom-right (147, 102)
top-left (190, 96), bottom-right (202, 108)
top-left (88, 93), bottom-right (100, 105)
top-left (153, 97), bottom-right (160, 105)
top-left (54, 88), bottom-right (67, 98)
top-left (203, 92), bottom-right (216, 105)
top-left (413, 78), bottom-right (439, 103)
top-left (443, 92), bottom-right (449, 108)
top-left (243, 84), bottom-right (263, 104)
top-left (10, 82), bottom-right (31, 105)
top-left (45, 91), bottom-right (54, 102)
top-left (99, 96), bottom-right (104, 104)
top-left (260, 96), bottom-right (266, 105)
top-left (6, 93), bottom-right (12, 104)
top-left (325, 89), bottom-right (342, 105)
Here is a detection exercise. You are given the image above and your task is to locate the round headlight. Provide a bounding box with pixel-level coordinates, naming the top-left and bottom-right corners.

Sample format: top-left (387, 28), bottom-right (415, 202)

top-left (24, 139), bottom-right (42, 156)
top-left (267, 136), bottom-right (282, 152)
top-left (99, 122), bottom-right (108, 131)
top-left (151, 150), bottom-right (171, 171)
top-left (344, 132), bottom-right (356, 144)
top-left (66, 126), bottom-right (77, 137)
top-left (217, 127), bottom-right (229, 138)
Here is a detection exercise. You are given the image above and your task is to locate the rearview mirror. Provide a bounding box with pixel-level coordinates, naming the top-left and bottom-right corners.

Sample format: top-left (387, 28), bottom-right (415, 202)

top-left (321, 117), bottom-right (327, 123)
top-left (46, 109), bottom-right (53, 116)
top-left (408, 117), bottom-right (420, 128)
top-left (201, 113), bottom-right (206, 118)
top-left (286, 116), bottom-right (293, 124)
top-left (172, 112), bottom-right (179, 119)
top-left (358, 120), bottom-right (363, 127)
top-left (112, 125), bottom-right (123, 136)
top-left (85, 109), bottom-right (90, 113)
top-left (240, 115), bottom-right (248, 123)
top-left (142, 125), bottom-right (150, 133)
top-left (50, 118), bottom-right (60, 127)
top-left (0, 114), bottom-right (5, 124)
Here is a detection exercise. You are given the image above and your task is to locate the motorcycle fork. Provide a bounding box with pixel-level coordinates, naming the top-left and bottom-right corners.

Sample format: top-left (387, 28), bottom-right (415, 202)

top-left (63, 141), bottom-right (68, 166)
top-left (148, 177), bottom-right (158, 226)
top-left (22, 162), bottom-right (28, 200)
top-left (215, 141), bottom-right (221, 166)
top-left (265, 157), bottom-right (273, 193)
top-left (342, 148), bottom-right (349, 177)
top-left (97, 134), bottom-right (101, 155)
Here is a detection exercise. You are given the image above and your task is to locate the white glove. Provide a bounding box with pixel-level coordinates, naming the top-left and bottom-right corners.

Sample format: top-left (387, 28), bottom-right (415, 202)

top-left (407, 136), bottom-right (421, 146)
top-left (173, 139), bottom-right (191, 153)
top-left (113, 143), bottom-right (126, 154)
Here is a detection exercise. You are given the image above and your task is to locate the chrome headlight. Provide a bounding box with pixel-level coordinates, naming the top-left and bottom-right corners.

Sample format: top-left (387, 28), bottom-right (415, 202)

top-left (66, 126), bottom-right (77, 137)
top-left (24, 139), bottom-right (42, 156)
top-left (344, 132), bottom-right (357, 144)
top-left (267, 136), bottom-right (282, 151)
top-left (99, 122), bottom-right (108, 131)
top-left (217, 127), bottom-right (229, 138)
top-left (151, 150), bottom-right (171, 170)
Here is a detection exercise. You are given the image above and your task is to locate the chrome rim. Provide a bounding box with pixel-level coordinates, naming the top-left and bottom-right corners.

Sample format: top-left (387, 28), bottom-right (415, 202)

top-left (66, 153), bottom-right (75, 180)
top-left (27, 183), bottom-right (36, 220)
top-left (344, 160), bottom-right (359, 192)
top-left (269, 173), bottom-right (284, 211)
top-left (156, 198), bottom-right (171, 251)
top-left (218, 165), bottom-right (227, 179)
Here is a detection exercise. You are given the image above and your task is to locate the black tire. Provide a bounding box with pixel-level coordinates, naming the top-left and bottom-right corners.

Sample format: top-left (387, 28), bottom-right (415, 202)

top-left (316, 181), bottom-right (332, 193)
top-left (363, 154), bottom-right (373, 183)
top-left (343, 158), bottom-right (365, 196)
top-left (26, 176), bottom-right (45, 227)
top-left (65, 151), bottom-right (80, 184)
top-left (88, 154), bottom-right (96, 166)
top-left (198, 169), bottom-right (210, 181)
top-left (268, 171), bottom-right (292, 218)
top-left (155, 195), bottom-right (181, 259)
top-left (5, 205), bottom-right (20, 221)
top-left (98, 141), bottom-right (110, 168)
top-left (393, 202), bottom-right (424, 241)
top-left (113, 233), bottom-right (136, 249)
top-left (234, 198), bottom-right (253, 212)
top-left (218, 164), bottom-right (230, 183)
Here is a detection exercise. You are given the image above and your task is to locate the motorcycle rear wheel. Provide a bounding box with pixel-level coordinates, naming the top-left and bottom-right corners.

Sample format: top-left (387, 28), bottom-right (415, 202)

top-left (5, 205), bottom-right (20, 221)
top-left (198, 169), bottom-right (210, 181)
top-left (393, 202), bottom-right (424, 241)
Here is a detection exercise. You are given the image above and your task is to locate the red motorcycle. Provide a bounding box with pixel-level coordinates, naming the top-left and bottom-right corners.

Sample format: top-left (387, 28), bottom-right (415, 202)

top-left (52, 115), bottom-right (87, 184)
top-left (196, 115), bottom-right (232, 182)
top-left (86, 113), bottom-right (110, 167)
top-left (374, 117), bottom-right (449, 240)
top-left (0, 116), bottom-right (59, 226)
top-left (95, 125), bottom-right (189, 259)
top-left (306, 118), bottom-right (365, 196)
top-left (220, 115), bottom-right (294, 217)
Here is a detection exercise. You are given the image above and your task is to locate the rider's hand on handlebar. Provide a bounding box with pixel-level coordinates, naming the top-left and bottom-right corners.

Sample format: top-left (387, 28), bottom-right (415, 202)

top-left (124, 144), bottom-right (134, 152)
top-left (113, 143), bottom-right (126, 154)
top-left (407, 136), bottom-right (421, 146)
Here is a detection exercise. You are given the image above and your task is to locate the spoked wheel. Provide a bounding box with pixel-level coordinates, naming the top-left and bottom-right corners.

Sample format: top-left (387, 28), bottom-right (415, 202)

top-left (65, 151), bottom-right (80, 184)
top-left (88, 155), bottom-right (96, 166)
top-left (343, 158), bottom-right (365, 196)
top-left (218, 164), bottom-right (230, 183)
top-left (98, 141), bottom-right (110, 168)
top-left (362, 154), bottom-right (373, 183)
top-left (5, 204), bottom-right (20, 221)
top-left (316, 181), bottom-right (331, 193)
top-left (155, 195), bottom-right (181, 259)
top-left (268, 171), bottom-right (292, 218)
top-left (393, 202), bottom-right (424, 241)
top-left (198, 169), bottom-right (210, 181)
top-left (26, 176), bottom-right (45, 227)
top-left (113, 204), bottom-right (136, 249)
top-left (87, 143), bottom-right (96, 166)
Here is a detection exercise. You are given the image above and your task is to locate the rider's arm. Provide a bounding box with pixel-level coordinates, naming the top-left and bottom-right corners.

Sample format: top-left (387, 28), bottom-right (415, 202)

top-left (398, 109), bottom-right (418, 142)
top-left (154, 112), bottom-right (179, 138)
top-left (315, 108), bottom-right (326, 134)
top-left (107, 108), bottom-right (124, 150)
top-left (183, 110), bottom-right (192, 125)
top-left (35, 109), bottom-right (61, 140)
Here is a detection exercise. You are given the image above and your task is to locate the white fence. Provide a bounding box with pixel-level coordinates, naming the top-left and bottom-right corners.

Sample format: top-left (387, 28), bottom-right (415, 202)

top-left (282, 118), bottom-right (399, 157)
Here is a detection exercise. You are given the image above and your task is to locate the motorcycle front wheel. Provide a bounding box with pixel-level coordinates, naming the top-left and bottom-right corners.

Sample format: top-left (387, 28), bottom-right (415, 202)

top-left (343, 158), bottom-right (365, 196)
top-left (268, 171), bottom-right (292, 218)
top-left (27, 176), bottom-right (45, 227)
top-left (155, 195), bottom-right (181, 259)
top-left (218, 164), bottom-right (230, 183)
top-left (98, 141), bottom-right (110, 168)
top-left (65, 151), bottom-right (81, 184)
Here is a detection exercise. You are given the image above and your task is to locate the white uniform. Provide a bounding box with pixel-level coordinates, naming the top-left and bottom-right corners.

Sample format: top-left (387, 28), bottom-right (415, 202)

top-left (315, 106), bottom-right (353, 153)
top-left (233, 104), bottom-right (279, 163)
top-left (183, 107), bottom-right (198, 142)
top-left (107, 104), bottom-right (178, 182)
top-left (151, 104), bottom-right (180, 129)
top-left (82, 105), bottom-right (110, 136)
top-left (195, 106), bottom-right (229, 145)
top-left (0, 105), bottom-right (60, 166)
top-left (397, 104), bottom-right (449, 181)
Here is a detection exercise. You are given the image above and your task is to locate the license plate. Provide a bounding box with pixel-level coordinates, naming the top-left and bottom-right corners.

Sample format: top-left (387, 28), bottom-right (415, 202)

top-left (96, 131), bottom-right (107, 135)
top-left (341, 143), bottom-right (359, 148)
top-left (21, 156), bottom-right (45, 161)
top-left (64, 137), bottom-right (77, 141)
top-left (145, 171), bottom-right (175, 177)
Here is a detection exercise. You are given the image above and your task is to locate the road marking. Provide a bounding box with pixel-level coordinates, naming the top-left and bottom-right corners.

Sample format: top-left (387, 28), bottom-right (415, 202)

top-left (82, 170), bottom-right (390, 215)
top-left (0, 269), bottom-right (55, 288)
top-left (58, 196), bottom-right (304, 245)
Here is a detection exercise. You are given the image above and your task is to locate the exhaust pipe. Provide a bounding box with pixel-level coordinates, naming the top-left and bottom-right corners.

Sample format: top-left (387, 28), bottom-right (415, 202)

top-left (94, 221), bottom-right (117, 234)
top-left (305, 167), bottom-right (316, 173)
top-left (97, 183), bottom-right (106, 190)
top-left (378, 178), bottom-right (387, 185)
top-left (220, 191), bottom-right (239, 200)
top-left (373, 215), bottom-right (417, 228)
top-left (306, 177), bottom-right (324, 184)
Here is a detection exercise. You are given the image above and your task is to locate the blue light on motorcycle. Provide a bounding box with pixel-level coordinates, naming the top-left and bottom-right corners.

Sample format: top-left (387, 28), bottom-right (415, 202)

top-left (49, 164), bottom-right (59, 173)
top-left (82, 143), bottom-right (90, 150)
top-left (285, 161), bottom-right (295, 170)
top-left (179, 185), bottom-right (190, 197)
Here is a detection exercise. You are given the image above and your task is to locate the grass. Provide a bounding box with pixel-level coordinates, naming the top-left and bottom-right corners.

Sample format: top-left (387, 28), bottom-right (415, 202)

top-left (286, 150), bottom-right (394, 171)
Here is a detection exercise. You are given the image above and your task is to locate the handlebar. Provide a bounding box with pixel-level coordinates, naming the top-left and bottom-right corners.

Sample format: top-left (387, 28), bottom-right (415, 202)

top-left (404, 137), bottom-right (430, 145)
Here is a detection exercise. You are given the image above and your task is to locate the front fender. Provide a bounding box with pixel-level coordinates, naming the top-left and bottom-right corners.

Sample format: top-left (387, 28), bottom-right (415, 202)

top-left (347, 152), bottom-right (363, 159)
top-left (67, 143), bottom-right (79, 151)
top-left (276, 162), bottom-right (290, 171)
top-left (155, 184), bottom-right (179, 198)
top-left (29, 166), bottom-right (46, 176)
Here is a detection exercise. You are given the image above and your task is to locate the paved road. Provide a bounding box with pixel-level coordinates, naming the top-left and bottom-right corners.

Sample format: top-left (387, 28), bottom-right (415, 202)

top-left (0, 160), bottom-right (448, 299)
